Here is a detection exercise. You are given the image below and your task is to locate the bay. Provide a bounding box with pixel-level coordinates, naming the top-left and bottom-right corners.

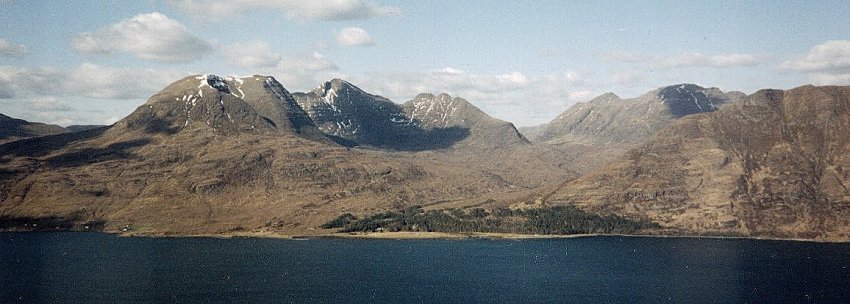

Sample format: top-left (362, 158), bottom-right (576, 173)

top-left (1, 232), bottom-right (849, 303)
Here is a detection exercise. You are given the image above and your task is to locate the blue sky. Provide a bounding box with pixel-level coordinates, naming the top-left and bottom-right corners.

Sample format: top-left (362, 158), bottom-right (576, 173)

top-left (1, 0), bottom-right (849, 127)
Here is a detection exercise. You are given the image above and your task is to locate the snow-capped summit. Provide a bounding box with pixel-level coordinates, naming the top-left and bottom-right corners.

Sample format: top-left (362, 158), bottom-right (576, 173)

top-left (115, 74), bottom-right (324, 140)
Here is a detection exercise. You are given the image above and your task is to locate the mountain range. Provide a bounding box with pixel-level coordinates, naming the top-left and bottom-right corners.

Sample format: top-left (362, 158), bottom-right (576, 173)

top-left (1, 74), bottom-right (848, 240)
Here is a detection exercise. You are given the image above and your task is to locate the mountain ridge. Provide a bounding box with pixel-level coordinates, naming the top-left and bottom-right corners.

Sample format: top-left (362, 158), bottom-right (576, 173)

top-left (2, 75), bottom-right (849, 241)
top-left (534, 84), bottom-right (850, 240)
top-left (0, 113), bottom-right (70, 144)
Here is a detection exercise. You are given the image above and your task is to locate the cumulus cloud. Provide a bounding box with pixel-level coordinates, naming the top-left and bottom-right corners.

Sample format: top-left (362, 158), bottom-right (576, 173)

top-left (0, 63), bottom-right (186, 100)
top-left (222, 41), bottom-right (282, 68)
top-left (335, 27), bottom-right (376, 47)
top-left (254, 51), bottom-right (340, 90)
top-left (170, 0), bottom-right (400, 22)
top-left (781, 40), bottom-right (850, 85)
top-left (0, 39), bottom-right (27, 57)
top-left (71, 12), bottom-right (212, 63)
top-left (343, 68), bottom-right (598, 126)
top-left (781, 40), bottom-right (850, 72)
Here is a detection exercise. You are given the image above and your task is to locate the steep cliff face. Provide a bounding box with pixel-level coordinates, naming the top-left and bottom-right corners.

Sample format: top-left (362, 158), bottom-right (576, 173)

top-left (543, 85), bottom-right (850, 240)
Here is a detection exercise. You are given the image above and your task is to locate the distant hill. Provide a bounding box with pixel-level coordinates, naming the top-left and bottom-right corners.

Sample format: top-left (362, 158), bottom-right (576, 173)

top-left (402, 93), bottom-right (528, 149)
top-left (0, 74), bottom-right (555, 235)
top-left (67, 125), bottom-right (107, 132)
top-left (0, 113), bottom-right (69, 144)
top-left (527, 84), bottom-right (744, 173)
top-left (292, 79), bottom-right (530, 152)
top-left (536, 85), bottom-right (850, 240)
top-left (4, 73), bottom-right (848, 241)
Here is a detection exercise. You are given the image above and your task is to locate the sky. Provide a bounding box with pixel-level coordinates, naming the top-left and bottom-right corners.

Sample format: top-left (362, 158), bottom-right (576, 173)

top-left (1, 0), bottom-right (850, 127)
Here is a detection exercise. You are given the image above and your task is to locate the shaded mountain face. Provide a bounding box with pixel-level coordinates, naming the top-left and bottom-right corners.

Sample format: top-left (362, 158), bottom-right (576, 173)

top-left (403, 93), bottom-right (528, 149)
top-left (293, 80), bottom-right (527, 151)
top-left (542, 85), bottom-right (850, 240)
top-left (67, 125), bottom-right (107, 132)
top-left (0, 113), bottom-right (69, 144)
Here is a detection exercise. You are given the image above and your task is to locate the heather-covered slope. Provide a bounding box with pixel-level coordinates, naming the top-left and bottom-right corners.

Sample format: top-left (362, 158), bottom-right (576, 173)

top-left (527, 84), bottom-right (743, 173)
top-left (0, 113), bottom-right (69, 144)
top-left (539, 85), bottom-right (850, 240)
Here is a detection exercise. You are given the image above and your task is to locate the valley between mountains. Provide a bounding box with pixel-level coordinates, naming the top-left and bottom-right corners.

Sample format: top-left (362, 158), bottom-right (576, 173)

top-left (1, 74), bottom-right (849, 241)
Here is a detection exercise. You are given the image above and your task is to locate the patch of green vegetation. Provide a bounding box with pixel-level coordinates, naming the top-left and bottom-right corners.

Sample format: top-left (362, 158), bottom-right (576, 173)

top-left (324, 205), bottom-right (658, 235)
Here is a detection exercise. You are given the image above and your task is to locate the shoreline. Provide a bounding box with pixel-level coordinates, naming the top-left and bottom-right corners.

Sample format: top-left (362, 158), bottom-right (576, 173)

top-left (2, 229), bottom-right (848, 243)
top-left (100, 230), bottom-right (850, 243)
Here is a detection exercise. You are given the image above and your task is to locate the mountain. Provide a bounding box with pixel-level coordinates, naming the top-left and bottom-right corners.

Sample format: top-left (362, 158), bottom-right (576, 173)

top-left (67, 125), bottom-right (107, 132)
top-left (111, 74), bottom-right (327, 140)
top-left (535, 85), bottom-right (850, 240)
top-left (0, 113), bottom-right (69, 144)
top-left (0, 74), bottom-right (547, 235)
top-left (292, 79), bottom-right (529, 151)
top-left (527, 84), bottom-right (744, 173)
top-left (402, 93), bottom-right (529, 149)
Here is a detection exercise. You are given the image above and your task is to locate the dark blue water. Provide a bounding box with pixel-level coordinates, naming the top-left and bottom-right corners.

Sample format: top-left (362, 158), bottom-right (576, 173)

top-left (1, 233), bottom-right (849, 303)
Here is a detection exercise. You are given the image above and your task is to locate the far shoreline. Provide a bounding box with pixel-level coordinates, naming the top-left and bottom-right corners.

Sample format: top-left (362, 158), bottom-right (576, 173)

top-left (116, 230), bottom-right (850, 243)
top-left (2, 230), bottom-right (848, 243)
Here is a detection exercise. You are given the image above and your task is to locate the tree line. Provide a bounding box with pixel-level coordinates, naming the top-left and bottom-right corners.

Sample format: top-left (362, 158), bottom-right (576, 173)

top-left (322, 205), bottom-right (658, 235)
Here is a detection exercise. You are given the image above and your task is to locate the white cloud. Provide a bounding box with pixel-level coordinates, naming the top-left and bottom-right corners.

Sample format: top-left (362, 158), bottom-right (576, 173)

top-left (780, 40), bottom-right (850, 85)
top-left (607, 51), bottom-right (652, 63)
top-left (222, 41), bottom-right (282, 68)
top-left (27, 97), bottom-right (73, 112)
top-left (170, 0), bottom-right (400, 22)
top-left (609, 51), bottom-right (766, 68)
top-left (344, 68), bottom-right (598, 126)
top-left (662, 52), bottom-right (764, 68)
top-left (255, 52), bottom-right (340, 90)
top-left (809, 73), bottom-right (850, 85)
top-left (781, 40), bottom-right (850, 72)
top-left (611, 71), bottom-right (642, 87)
top-left (0, 39), bottom-right (27, 57)
top-left (0, 63), bottom-right (186, 100)
top-left (335, 27), bottom-right (376, 47)
top-left (70, 12), bottom-right (212, 63)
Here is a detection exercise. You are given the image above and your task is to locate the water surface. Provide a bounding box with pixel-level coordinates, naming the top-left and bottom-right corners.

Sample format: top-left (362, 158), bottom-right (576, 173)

top-left (1, 233), bottom-right (848, 303)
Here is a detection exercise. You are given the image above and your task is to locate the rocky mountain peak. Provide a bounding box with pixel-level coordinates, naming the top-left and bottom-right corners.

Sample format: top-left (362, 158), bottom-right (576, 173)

top-left (589, 92), bottom-right (621, 103)
top-left (116, 74), bottom-right (324, 140)
top-left (655, 83), bottom-right (727, 117)
top-left (313, 78), bottom-right (363, 98)
top-left (205, 74), bottom-right (231, 94)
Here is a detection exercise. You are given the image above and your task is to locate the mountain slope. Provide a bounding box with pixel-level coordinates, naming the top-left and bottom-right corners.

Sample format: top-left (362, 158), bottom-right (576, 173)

top-left (539, 85), bottom-right (850, 240)
top-left (0, 113), bottom-right (69, 144)
top-left (0, 75), bottom-right (543, 235)
top-left (403, 93), bottom-right (529, 149)
top-left (292, 79), bottom-right (417, 149)
top-left (293, 79), bottom-right (529, 151)
top-left (528, 84), bottom-right (743, 173)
